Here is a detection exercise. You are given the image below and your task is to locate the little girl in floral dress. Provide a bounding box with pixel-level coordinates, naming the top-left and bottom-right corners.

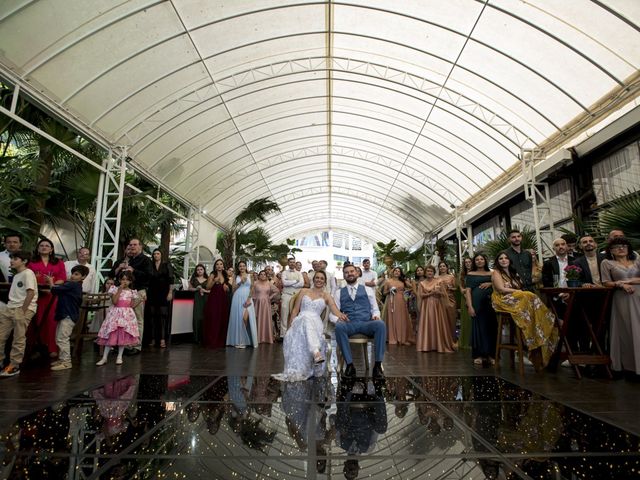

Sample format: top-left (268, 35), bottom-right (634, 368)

top-left (96, 271), bottom-right (141, 366)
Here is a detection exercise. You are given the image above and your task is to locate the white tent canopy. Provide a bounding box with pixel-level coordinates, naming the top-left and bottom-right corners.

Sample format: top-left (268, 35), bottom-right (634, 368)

top-left (2, 0), bottom-right (640, 245)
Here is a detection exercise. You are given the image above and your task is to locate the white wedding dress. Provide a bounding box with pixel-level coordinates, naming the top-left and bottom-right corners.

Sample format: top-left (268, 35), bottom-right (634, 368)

top-left (273, 295), bottom-right (328, 382)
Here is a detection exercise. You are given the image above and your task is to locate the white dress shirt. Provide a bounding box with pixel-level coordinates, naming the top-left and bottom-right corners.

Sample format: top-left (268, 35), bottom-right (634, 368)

top-left (65, 260), bottom-right (97, 293)
top-left (329, 283), bottom-right (380, 323)
top-left (556, 256), bottom-right (568, 287)
top-left (360, 269), bottom-right (377, 295)
top-left (282, 269), bottom-right (304, 294)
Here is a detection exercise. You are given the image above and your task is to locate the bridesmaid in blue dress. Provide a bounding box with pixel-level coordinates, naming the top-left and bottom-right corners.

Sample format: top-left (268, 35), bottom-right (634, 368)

top-left (226, 261), bottom-right (258, 348)
top-left (464, 253), bottom-right (497, 365)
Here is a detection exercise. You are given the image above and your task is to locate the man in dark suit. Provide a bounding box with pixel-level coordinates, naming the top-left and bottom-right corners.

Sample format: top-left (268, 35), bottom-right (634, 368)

top-left (542, 238), bottom-right (571, 288)
top-left (572, 235), bottom-right (605, 286)
top-left (542, 238), bottom-right (571, 321)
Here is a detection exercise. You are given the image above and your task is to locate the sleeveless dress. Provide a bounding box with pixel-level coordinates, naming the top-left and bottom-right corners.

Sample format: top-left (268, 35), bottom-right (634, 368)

top-left (466, 274), bottom-right (497, 359)
top-left (190, 278), bottom-right (208, 344)
top-left (491, 275), bottom-right (558, 367)
top-left (383, 283), bottom-right (415, 345)
top-left (417, 280), bottom-right (455, 353)
top-left (226, 275), bottom-right (258, 347)
top-left (203, 282), bottom-right (230, 349)
top-left (254, 281), bottom-right (277, 343)
top-left (96, 287), bottom-right (140, 346)
top-left (273, 296), bottom-right (328, 382)
top-left (601, 258), bottom-right (640, 374)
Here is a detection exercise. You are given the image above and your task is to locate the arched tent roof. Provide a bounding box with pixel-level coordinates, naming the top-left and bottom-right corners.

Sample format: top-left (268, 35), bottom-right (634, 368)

top-left (2, 0), bottom-right (640, 246)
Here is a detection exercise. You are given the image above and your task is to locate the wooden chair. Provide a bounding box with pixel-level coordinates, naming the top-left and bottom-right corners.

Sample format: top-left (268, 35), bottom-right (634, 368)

top-left (337, 334), bottom-right (374, 374)
top-left (495, 311), bottom-right (525, 375)
top-left (73, 293), bottom-right (111, 358)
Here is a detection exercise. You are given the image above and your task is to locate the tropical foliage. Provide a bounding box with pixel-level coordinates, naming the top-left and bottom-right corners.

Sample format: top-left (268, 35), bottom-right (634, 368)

top-left (482, 225), bottom-right (538, 262)
top-left (594, 190), bottom-right (640, 247)
top-left (373, 239), bottom-right (433, 274)
top-left (1, 85), bottom-right (186, 257)
top-left (220, 198), bottom-right (281, 267)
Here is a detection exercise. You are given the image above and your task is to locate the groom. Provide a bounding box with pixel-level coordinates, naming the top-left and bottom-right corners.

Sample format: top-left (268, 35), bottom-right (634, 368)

top-left (330, 264), bottom-right (386, 379)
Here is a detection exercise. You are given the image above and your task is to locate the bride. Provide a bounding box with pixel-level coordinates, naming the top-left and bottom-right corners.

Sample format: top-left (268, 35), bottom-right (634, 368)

top-left (274, 271), bottom-right (347, 382)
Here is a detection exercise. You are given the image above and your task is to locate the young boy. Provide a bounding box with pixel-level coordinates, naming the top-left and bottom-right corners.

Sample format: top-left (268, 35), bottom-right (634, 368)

top-left (48, 264), bottom-right (89, 370)
top-left (0, 251), bottom-right (38, 377)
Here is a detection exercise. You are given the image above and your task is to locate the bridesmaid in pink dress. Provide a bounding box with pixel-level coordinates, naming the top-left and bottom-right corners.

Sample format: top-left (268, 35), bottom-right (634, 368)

top-left (251, 270), bottom-right (279, 344)
top-left (417, 265), bottom-right (455, 353)
top-left (28, 238), bottom-right (66, 357)
top-left (437, 262), bottom-right (458, 343)
top-left (382, 267), bottom-right (415, 345)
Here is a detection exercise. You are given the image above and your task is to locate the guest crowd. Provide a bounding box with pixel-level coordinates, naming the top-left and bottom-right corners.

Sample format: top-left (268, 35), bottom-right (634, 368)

top-left (1, 226), bottom-right (639, 381)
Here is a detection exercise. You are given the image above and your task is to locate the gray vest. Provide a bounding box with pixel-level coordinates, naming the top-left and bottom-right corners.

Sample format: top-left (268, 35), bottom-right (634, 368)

top-left (340, 284), bottom-right (372, 323)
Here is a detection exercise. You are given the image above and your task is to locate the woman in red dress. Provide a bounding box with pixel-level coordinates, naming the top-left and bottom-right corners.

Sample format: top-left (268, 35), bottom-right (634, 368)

top-left (203, 259), bottom-right (231, 348)
top-left (28, 238), bottom-right (66, 358)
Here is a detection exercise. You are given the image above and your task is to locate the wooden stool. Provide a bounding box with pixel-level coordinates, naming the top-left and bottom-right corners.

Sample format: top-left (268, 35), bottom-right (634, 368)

top-left (495, 311), bottom-right (525, 375)
top-left (337, 334), bottom-right (373, 373)
top-left (73, 293), bottom-right (110, 358)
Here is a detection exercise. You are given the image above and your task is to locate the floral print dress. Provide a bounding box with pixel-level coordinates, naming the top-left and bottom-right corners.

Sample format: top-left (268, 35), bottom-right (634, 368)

top-left (491, 274), bottom-right (559, 367)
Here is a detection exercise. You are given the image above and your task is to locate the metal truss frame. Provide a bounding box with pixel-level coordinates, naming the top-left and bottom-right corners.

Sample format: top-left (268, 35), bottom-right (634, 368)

top-left (455, 207), bottom-right (474, 267)
top-left (183, 207), bottom-right (201, 278)
top-left (521, 147), bottom-right (554, 263)
top-left (91, 147), bottom-right (127, 285)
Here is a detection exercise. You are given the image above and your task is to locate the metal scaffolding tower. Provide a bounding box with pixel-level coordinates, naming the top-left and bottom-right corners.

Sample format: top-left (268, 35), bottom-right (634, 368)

top-left (183, 207), bottom-right (201, 278)
top-left (91, 147), bottom-right (127, 286)
top-left (521, 147), bottom-right (554, 263)
top-left (455, 207), bottom-right (473, 266)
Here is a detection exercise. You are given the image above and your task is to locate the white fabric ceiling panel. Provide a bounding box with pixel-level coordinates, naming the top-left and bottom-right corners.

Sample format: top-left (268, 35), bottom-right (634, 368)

top-left (237, 111), bottom-right (328, 145)
top-left (122, 83), bottom-right (224, 151)
top-left (245, 124), bottom-right (327, 153)
top-left (334, 4), bottom-right (466, 65)
top-left (96, 64), bottom-right (212, 138)
top-left (446, 67), bottom-right (556, 142)
top-left (472, 6), bottom-right (618, 107)
top-left (188, 4), bottom-right (325, 59)
top-left (173, 0), bottom-right (319, 29)
top-left (137, 103), bottom-right (234, 169)
top-left (0, 0), bottom-right (159, 70)
top-left (63, 36), bottom-right (201, 126)
top-left (342, 0), bottom-right (484, 35)
top-left (490, 0), bottom-right (640, 77)
top-left (206, 35), bottom-right (326, 78)
top-left (457, 42), bottom-right (584, 127)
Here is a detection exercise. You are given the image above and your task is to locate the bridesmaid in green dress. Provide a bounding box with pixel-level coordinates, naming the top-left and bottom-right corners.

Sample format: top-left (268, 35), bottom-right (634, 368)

top-left (457, 257), bottom-right (473, 350)
top-left (189, 264), bottom-right (209, 344)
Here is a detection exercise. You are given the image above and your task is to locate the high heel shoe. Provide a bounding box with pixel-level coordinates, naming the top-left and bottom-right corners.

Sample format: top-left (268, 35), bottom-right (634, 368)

top-left (313, 351), bottom-right (325, 364)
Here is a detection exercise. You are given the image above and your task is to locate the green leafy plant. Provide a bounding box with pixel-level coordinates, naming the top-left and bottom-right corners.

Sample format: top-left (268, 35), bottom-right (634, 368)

top-left (483, 226), bottom-right (538, 261)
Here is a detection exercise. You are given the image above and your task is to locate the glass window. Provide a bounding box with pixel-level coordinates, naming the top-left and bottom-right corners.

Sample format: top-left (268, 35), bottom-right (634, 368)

top-left (592, 141), bottom-right (640, 204)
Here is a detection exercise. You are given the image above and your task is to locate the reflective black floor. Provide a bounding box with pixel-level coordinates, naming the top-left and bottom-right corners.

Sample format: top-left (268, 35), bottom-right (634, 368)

top-left (1, 344), bottom-right (639, 479)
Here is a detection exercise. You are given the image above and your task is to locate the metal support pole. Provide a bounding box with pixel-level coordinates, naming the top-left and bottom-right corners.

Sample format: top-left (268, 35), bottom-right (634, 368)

top-left (93, 147), bottom-right (127, 284)
top-left (521, 148), bottom-right (554, 263)
top-left (183, 207), bottom-right (201, 279)
top-left (9, 83), bottom-right (20, 113)
top-left (455, 207), bottom-right (473, 267)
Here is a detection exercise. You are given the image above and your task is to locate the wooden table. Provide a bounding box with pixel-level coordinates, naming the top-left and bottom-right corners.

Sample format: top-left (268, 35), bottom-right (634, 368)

top-left (540, 286), bottom-right (613, 379)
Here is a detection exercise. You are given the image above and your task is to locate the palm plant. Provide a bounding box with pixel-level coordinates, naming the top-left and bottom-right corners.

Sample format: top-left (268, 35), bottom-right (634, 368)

top-left (482, 226), bottom-right (538, 261)
top-left (596, 190), bottom-right (640, 247)
top-left (222, 198), bottom-right (281, 267)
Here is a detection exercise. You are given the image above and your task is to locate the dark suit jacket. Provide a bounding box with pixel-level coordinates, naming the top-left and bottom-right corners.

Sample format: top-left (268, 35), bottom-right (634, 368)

top-left (572, 253), bottom-right (605, 285)
top-left (542, 256), bottom-right (565, 288)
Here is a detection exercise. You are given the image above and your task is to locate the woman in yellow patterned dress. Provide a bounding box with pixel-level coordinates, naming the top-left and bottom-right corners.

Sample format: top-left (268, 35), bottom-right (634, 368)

top-left (491, 251), bottom-right (559, 370)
